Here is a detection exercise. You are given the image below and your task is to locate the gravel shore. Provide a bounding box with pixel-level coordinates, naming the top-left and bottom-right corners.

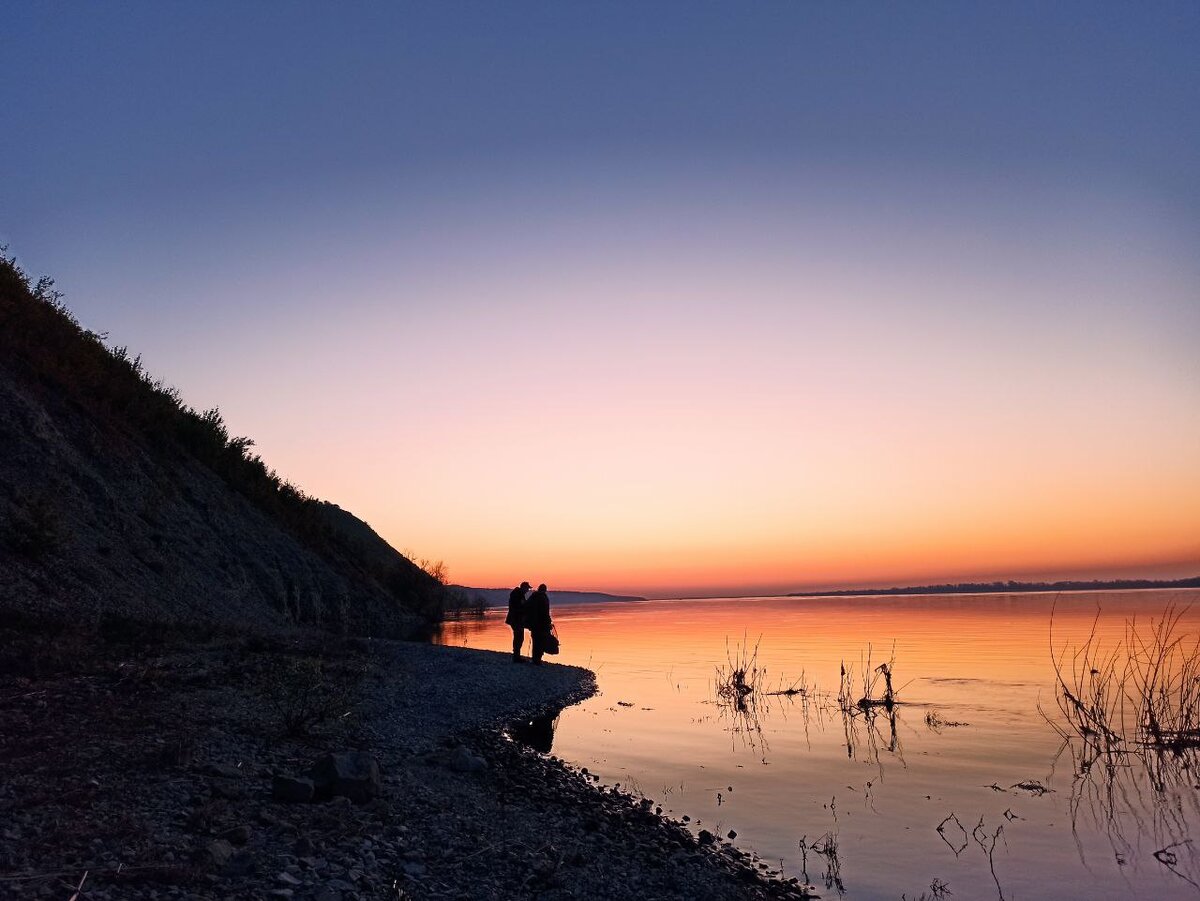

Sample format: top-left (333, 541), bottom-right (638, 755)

top-left (0, 630), bottom-right (813, 900)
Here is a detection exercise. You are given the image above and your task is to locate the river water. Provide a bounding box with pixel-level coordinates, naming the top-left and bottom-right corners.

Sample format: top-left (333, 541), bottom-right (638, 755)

top-left (437, 590), bottom-right (1200, 900)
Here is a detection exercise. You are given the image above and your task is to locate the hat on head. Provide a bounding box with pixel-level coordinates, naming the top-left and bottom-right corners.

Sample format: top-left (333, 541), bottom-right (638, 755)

top-left (520, 581), bottom-right (530, 589)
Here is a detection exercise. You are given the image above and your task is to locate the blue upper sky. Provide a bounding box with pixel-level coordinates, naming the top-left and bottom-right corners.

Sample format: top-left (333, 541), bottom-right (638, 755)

top-left (4, 3), bottom-right (1198, 239)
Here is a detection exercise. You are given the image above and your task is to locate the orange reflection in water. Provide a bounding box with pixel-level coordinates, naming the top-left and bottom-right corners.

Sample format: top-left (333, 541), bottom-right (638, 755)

top-left (440, 590), bottom-right (1200, 901)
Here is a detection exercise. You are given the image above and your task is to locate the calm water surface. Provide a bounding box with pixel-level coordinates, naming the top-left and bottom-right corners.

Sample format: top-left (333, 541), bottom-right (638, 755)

top-left (437, 590), bottom-right (1200, 900)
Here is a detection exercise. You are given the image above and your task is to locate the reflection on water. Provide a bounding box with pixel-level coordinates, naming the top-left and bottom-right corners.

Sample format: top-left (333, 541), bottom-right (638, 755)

top-left (437, 590), bottom-right (1200, 899)
top-left (509, 708), bottom-right (561, 754)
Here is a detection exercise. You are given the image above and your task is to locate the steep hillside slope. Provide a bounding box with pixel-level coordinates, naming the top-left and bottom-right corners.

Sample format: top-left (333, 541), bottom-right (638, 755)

top-left (0, 252), bottom-right (441, 639)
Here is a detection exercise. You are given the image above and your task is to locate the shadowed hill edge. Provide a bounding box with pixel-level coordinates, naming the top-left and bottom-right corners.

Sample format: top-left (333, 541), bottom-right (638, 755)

top-left (0, 250), bottom-right (451, 639)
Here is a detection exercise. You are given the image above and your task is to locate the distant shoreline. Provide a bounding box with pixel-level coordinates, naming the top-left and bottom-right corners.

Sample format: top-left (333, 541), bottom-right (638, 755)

top-left (453, 586), bottom-right (647, 608)
top-left (455, 578), bottom-right (1200, 607)
top-left (787, 576), bottom-right (1200, 599)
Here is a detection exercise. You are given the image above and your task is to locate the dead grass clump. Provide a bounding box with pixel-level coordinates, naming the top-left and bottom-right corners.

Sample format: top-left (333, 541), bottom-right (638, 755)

top-left (714, 634), bottom-right (765, 708)
top-left (1048, 607), bottom-right (1125, 751)
top-left (1127, 606), bottom-right (1200, 753)
top-left (713, 635), bottom-right (770, 758)
top-left (1049, 602), bottom-right (1200, 759)
top-left (839, 643), bottom-right (903, 713)
top-left (263, 654), bottom-right (366, 737)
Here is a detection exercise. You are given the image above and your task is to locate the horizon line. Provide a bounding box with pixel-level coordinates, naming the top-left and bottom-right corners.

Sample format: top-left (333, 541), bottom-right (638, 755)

top-left (460, 571), bottom-right (1200, 601)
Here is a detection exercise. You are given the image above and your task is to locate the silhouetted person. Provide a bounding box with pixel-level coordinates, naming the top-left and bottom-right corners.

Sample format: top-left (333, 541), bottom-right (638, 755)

top-left (526, 583), bottom-right (552, 665)
top-left (506, 581), bottom-right (530, 661)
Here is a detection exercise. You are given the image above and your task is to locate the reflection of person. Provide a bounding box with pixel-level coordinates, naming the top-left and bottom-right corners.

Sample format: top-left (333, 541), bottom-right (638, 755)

top-left (506, 581), bottom-right (530, 662)
top-left (525, 583), bottom-right (552, 665)
top-left (510, 709), bottom-right (560, 753)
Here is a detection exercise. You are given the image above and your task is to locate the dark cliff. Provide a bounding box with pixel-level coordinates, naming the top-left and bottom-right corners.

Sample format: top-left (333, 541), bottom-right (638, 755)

top-left (0, 252), bottom-right (442, 639)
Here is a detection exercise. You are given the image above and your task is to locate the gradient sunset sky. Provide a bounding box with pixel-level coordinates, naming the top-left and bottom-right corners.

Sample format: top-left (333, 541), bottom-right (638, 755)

top-left (3, 4), bottom-right (1198, 597)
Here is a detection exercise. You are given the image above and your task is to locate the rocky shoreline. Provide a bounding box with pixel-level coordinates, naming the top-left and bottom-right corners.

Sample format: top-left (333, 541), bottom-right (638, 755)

top-left (0, 629), bottom-right (812, 900)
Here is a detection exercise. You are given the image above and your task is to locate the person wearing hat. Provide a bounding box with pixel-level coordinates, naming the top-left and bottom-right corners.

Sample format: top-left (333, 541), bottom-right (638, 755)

top-left (506, 581), bottom-right (531, 661)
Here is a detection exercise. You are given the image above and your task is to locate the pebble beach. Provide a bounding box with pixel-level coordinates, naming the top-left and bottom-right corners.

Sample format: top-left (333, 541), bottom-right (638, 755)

top-left (0, 632), bottom-right (812, 900)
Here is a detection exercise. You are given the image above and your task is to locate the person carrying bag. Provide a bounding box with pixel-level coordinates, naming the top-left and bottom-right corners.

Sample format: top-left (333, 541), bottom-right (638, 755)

top-left (526, 584), bottom-right (557, 663)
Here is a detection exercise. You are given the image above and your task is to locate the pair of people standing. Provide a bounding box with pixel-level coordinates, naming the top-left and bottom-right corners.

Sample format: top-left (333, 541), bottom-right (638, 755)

top-left (506, 581), bottom-right (552, 664)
